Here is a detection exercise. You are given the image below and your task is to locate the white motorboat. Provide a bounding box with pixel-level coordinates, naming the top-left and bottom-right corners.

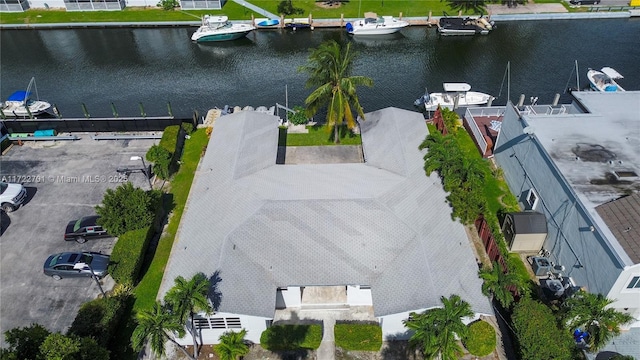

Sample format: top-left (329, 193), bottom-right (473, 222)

top-left (416, 83), bottom-right (493, 111)
top-left (1, 77), bottom-right (51, 118)
top-left (587, 67), bottom-right (625, 92)
top-left (191, 15), bottom-right (255, 43)
top-left (346, 12), bottom-right (409, 35)
top-left (437, 16), bottom-right (494, 36)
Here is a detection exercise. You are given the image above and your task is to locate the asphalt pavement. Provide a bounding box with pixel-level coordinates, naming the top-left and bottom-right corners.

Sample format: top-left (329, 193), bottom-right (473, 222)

top-left (0, 136), bottom-right (155, 346)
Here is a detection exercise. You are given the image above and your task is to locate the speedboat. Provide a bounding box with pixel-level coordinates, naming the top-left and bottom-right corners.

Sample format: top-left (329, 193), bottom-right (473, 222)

top-left (1, 77), bottom-right (51, 118)
top-left (346, 12), bottom-right (409, 35)
top-left (437, 16), bottom-right (494, 35)
top-left (416, 83), bottom-right (493, 111)
top-left (587, 67), bottom-right (625, 92)
top-left (191, 15), bottom-right (255, 43)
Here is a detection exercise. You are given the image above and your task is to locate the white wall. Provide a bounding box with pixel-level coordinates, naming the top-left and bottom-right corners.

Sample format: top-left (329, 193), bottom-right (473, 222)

top-left (276, 287), bottom-right (301, 308)
top-left (176, 312), bottom-right (271, 345)
top-left (607, 264), bottom-right (640, 329)
top-left (346, 285), bottom-right (373, 306)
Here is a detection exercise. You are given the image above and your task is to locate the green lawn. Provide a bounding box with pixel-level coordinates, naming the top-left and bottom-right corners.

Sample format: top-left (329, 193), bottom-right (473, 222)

top-left (260, 324), bottom-right (323, 350)
top-left (0, 0), bottom-right (484, 24)
top-left (286, 124), bottom-right (362, 146)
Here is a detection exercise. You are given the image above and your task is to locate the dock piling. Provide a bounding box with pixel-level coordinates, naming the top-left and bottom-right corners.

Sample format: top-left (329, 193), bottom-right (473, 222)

top-left (81, 103), bottom-right (90, 119)
top-left (139, 102), bottom-right (147, 117)
top-left (110, 102), bottom-right (119, 118)
top-left (167, 102), bottom-right (173, 117)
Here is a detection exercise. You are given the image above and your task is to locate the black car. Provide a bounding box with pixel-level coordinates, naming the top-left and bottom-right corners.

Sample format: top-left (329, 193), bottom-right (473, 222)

top-left (43, 252), bottom-right (110, 280)
top-left (64, 215), bottom-right (110, 243)
top-left (569, 0), bottom-right (600, 5)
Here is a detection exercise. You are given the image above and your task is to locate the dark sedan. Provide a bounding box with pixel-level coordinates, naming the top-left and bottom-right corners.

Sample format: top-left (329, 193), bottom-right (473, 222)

top-left (64, 215), bottom-right (110, 243)
top-left (43, 252), bottom-right (110, 280)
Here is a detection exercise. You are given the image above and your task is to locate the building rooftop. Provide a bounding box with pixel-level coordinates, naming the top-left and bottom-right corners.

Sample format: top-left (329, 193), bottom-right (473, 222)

top-left (159, 107), bottom-right (492, 319)
top-left (596, 193), bottom-right (640, 264)
top-left (520, 90), bottom-right (640, 265)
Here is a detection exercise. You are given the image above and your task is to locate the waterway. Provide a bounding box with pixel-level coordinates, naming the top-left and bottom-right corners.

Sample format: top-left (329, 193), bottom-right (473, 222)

top-left (1, 18), bottom-right (639, 118)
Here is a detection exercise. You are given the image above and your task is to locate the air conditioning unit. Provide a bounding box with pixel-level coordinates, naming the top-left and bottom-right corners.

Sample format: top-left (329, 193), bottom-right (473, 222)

top-left (531, 257), bottom-right (551, 276)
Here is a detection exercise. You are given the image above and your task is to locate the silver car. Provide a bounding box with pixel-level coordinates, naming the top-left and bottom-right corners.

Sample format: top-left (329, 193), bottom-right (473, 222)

top-left (43, 252), bottom-right (110, 280)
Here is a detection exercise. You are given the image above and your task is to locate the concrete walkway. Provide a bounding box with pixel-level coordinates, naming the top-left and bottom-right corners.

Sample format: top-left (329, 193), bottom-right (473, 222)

top-left (317, 317), bottom-right (336, 360)
top-left (231, 0), bottom-right (278, 20)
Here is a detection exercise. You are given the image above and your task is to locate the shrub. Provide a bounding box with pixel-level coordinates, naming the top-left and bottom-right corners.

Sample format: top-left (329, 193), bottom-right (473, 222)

top-left (2, 323), bottom-right (51, 360)
top-left (108, 226), bottom-right (155, 286)
top-left (334, 322), bottom-right (382, 351)
top-left (67, 295), bottom-right (129, 347)
top-left (288, 106), bottom-right (308, 125)
top-left (157, 0), bottom-right (178, 10)
top-left (95, 182), bottom-right (160, 237)
top-left (260, 324), bottom-right (322, 351)
top-left (181, 122), bottom-right (194, 134)
top-left (512, 297), bottom-right (574, 360)
top-left (277, 0), bottom-right (304, 15)
top-left (462, 320), bottom-right (496, 357)
top-left (159, 125), bottom-right (179, 154)
top-left (146, 144), bottom-right (172, 180)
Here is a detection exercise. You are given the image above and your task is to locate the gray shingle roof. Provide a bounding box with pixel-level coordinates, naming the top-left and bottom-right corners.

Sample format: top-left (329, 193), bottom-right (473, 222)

top-left (159, 107), bottom-right (491, 318)
top-left (596, 193), bottom-right (640, 264)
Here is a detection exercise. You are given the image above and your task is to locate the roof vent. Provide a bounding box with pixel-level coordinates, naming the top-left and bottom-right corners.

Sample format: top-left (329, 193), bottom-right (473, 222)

top-left (614, 170), bottom-right (638, 179)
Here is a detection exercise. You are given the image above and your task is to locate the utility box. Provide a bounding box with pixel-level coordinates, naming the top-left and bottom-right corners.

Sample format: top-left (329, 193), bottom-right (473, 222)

top-left (531, 257), bottom-right (551, 276)
top-left (502, 212), bottom-right (548, 253)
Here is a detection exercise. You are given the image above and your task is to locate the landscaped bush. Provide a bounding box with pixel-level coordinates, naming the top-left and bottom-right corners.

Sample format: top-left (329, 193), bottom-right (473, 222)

top-left (95, 182), bottom-right (161, 237)
top-left (146, 144), bottom-right (172, 180)
top-left (462, 320), bottom-right (496, 357)
top-left (159, 125), bottom-right (179, 153)
top-left (108, 225), bottom-right (155, 285)
top-left (512, 297), bottom-right (574, 360)
top-left (334, 322), bottom-right (382, 351)
top-left (260, 324), bottom-right (322, 351)
top-left (67, 294), bottom-right (129, 347)
top-left (288, 106), bottom-right (308, 125)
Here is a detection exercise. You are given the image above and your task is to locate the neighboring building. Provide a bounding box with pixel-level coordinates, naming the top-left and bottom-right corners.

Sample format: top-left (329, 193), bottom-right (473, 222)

top-left (492, 91), bottom-right (640, 357)
top-left (1, 0), bottom-right (223, 11)
top-left (158, 107), bottom-right (492, 344)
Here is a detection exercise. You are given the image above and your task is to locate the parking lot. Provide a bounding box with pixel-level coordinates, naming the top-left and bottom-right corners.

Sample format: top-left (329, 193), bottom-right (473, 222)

top-left (0, 136), bottom-right (156, 345)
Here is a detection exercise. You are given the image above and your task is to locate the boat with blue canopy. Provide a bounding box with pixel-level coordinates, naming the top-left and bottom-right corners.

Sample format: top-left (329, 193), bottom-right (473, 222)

top-left (1, 78), bottom-right (51, 118)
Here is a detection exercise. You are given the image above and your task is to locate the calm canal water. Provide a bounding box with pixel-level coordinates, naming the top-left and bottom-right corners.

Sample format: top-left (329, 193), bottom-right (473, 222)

top-left (1, 18), bottom-right (640, 118)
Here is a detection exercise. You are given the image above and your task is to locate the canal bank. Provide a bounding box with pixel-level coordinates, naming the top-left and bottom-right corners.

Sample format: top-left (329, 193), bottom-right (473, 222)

top-left (0, 2), bottom-right (638, 29)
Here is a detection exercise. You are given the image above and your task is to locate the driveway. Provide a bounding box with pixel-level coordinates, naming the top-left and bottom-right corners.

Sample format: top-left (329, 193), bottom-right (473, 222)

top-left (0, 136), bottom-right (155, 346)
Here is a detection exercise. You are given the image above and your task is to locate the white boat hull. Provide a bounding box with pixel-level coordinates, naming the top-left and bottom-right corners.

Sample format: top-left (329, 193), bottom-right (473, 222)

top-left (347, 16), bottom-right (409, 35)
top-left (586, 69), bottom-right (625, 92)
top-left (424, 91), bottom-right (493, 111)
top-left (1, 100), bottom-right (51, 117)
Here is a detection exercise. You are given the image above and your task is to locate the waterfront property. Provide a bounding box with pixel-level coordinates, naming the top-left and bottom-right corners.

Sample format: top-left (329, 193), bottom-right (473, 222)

top-left (158, 107), bottom-right (492, 344)
top-left (492, 91), bottom-right (640, 358)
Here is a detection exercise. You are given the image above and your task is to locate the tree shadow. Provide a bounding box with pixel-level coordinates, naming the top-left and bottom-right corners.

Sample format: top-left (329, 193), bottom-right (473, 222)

top-left (136, 192), bottom-right (174, 282)
top-left (208, 270), bottom-right (223, 311)
top-left (22, 186), bottom-right (38, 206)
top-left (380, 340), bottom-right (421, 360)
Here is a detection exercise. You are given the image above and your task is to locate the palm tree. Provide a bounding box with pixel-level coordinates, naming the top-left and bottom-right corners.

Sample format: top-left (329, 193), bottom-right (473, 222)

top-left (403, 294), bottom-right (474, 360)
top-left (298, 39), bottom-right (373, 144)
top-left (131, 301), bottom-right (194, 360)
top-left (164, 273), bottom-right (212, 359)
top-left (478, 261), bottom-right (527, 309)
top-left (561, 291), bottom-right (634, 352)
top-left (215, 329), bottom-right (250, 360)
top-left (442, 0), bottom-right (487, 15)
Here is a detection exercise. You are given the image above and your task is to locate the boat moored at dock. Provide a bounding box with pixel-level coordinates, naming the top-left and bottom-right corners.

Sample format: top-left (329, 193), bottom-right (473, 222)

top-left (437, 16), bottom-right (494, 35)
top-left (416, 83), bottom-right (493, 111)
top-left (587, 67), bottom-right (625, 92)
top-left (191, 15), bottom-right (255, 42)
top-left (1, 77), bottom-right (51, 118)
top-left (346, 12), bottom-right (409, 35)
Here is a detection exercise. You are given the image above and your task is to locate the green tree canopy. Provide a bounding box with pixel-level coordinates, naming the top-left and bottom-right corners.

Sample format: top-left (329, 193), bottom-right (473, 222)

top-left (39, 333), bottom-right (80, 360)
top-left (2, 323), bottom-right (50, 360)
top-left (164, 273), bottom-right (212, 359)
top-left (403, 294), bottom-right (474, 360)
top-left (512, 297), bottom-right (574, 360)
top-left (95, 182), bottom-right (160, 236)
top-left (561, 291), bottom-right (634, 352)
top-left (478, 261), bottom-right (528, 309)
top-left (215, 329), bottom-right (250, 360)
top-left (299, 39), bottom-right (373, 144)
top-left (131, 301), bottom-right (193, 359)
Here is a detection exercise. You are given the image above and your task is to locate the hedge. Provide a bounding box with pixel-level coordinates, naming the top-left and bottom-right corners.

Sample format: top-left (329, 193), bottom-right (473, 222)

top-left (335, 322), bottom-right (382, 351)
top-left (260, 324), bottom-right (322, 351)
top-left (159, 125), bottom-right (179, 154)
top-left (462, 320), bottom-right (496, 357)
top-left (67, 294), bottom-right (129, 347)
top-left (108, 225), bottom-right (155, 286)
